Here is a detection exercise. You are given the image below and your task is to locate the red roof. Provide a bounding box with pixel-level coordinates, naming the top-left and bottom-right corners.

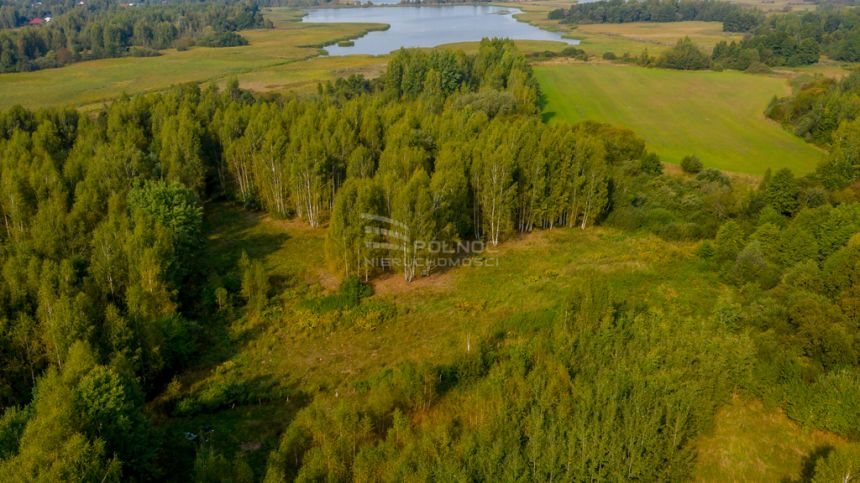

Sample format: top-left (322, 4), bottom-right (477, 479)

top-left (28, 18), bottom-right (45, 25)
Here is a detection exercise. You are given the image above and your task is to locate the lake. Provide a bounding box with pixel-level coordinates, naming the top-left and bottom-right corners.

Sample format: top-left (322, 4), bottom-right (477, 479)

top-left (303, 5), bottom-right (579, 56)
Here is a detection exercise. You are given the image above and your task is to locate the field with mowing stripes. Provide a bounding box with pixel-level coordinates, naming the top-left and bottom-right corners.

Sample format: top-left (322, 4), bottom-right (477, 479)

top-left (536, 63), bottom-right (823, 174)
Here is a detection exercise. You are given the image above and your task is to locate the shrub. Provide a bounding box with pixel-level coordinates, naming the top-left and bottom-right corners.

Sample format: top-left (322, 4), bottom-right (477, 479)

top-left (745, 61), bottom-right (772, 74)
top-left (561, 46), bottom-right (588, 60)
top-left (174, 36), bottom-right (194, 51)
top-left (602, 51), bottom-right (617, 60)
top-left (639, 152), bottom-right (663, 175)
top-left (197, 31), bottom-right (248, 48)
top-left (128, 46), bottom-right (160, 57)
top-left (681, 155), bottom-right (703, 174)
top-left (657, 37), bottom-right (709, 70)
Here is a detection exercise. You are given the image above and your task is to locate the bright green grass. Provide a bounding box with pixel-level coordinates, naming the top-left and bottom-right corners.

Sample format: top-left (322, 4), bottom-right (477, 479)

top-left (535, 63), bottom-right (824, 175)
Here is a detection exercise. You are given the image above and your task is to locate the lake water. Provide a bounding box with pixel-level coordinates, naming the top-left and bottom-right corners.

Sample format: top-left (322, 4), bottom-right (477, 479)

top-left (303, 5), bottom-right (579, 56)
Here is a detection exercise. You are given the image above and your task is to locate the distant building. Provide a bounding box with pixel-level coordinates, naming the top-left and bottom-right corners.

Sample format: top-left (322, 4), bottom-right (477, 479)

top-left (28, 18), bottom-right (44, 26)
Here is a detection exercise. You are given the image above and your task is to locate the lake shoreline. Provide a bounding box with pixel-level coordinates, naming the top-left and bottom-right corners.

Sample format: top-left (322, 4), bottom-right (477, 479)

top-left (303, 4), bottom-right (580, 56)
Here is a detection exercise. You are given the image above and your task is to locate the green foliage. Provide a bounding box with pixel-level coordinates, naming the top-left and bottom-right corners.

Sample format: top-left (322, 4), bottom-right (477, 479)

top-left (128, 180), bottom-right (204, 282)
top-left (657, 37), bottom-right (710, 70)
top-left (239, 252), bottom-right (269, 317)
top-left (554, 0), bottom-right (761, 33)
top-left (305, 276), bottom-right (373, 314)
top-left (681, 154), bottom-right (703, 174)
top-left (265, 281), bottom-right (753, 481)
top-left (764, 168), bottom-right (800, 216)
top-left (0, 342), bottom-right (150, 480)
top-left (0, 2), bottom-right (266, 73)
top-left (715, 220), bottom-right (745, 263)
top-left (0, 32), bottom-right (858, 481)
top-left (193, 447), bottom-right (254, 483)
top-left (812, 443), bottom-right (860, 482)
top-left (768, 70), bottom-right (860, 157)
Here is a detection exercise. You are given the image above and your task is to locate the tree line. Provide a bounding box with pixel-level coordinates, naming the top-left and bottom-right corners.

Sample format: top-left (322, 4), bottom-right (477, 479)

top-left (0, 0), bottom-right (267, 73)
top-left (548, 0), bottom-right (763, 32)
top-left (553, 2), bottom-right (860, 69)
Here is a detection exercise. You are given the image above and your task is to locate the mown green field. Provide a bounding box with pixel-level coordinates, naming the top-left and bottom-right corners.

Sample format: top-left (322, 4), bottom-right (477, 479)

top-left (536, 63), bottom-right (823, 174)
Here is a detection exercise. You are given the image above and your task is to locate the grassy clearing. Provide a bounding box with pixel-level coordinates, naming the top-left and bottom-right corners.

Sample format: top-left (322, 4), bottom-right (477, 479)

top-left (196, 203), bottom-right (722, 393)
top-left (163, 203), bottom-right (849, 478)
top-left (0, 8), bottom-right (386, 109)
top-left (693, 396), bottom-right (847, 482)
top-left (161, 203), bottom-right (727, 470)
top-left (535, 62), bottom-right (823, 174)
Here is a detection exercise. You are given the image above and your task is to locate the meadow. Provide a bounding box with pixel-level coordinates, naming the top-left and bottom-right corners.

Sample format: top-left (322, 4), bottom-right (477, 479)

top-left (535, 62), bottom-right (824, 174)
top-left (575, 21), bottom-right (743, 51)
top-left (0, 8), bottom-right (387, 109)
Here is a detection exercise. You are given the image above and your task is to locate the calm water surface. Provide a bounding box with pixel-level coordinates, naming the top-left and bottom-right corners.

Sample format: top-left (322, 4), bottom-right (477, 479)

top-left (303, 5), bottom-right (579, 56)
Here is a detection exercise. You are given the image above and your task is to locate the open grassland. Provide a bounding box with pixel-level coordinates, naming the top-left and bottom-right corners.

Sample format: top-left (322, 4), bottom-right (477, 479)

top-left (536, 63), bottom-right (823, 174)
top-left (576, 21), bottom-right (743, 51)
top-left (0, 8), bottom-right (386, 109)
top-left (693, 396), bottom-right (847, 482)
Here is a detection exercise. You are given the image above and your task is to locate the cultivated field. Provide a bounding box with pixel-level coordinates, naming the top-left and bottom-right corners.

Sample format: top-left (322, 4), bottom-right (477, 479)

top-left (536, 63), bottom-right (823, 174)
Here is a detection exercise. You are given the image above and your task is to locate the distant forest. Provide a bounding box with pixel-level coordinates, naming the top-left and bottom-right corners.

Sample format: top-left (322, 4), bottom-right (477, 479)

top-left (0, 0), bottom-right (270, 73)
top-left (548, 0), bottom-right (763, 32)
